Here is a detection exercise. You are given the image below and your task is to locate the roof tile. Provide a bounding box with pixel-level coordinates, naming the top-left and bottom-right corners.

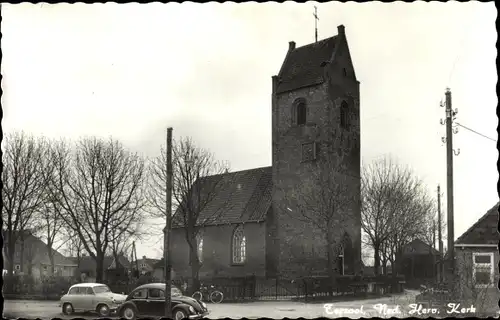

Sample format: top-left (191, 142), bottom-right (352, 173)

top-left (455, 202), bottom-right (499, 245)
top-left (172, 167), bottom-right (272, 227)
top-left (277, 36), bottom-right (338, 94)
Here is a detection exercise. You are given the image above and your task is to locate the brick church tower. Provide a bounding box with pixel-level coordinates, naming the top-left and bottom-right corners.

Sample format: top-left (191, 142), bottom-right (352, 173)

top-left (270, 25), bottom-right (362, 277)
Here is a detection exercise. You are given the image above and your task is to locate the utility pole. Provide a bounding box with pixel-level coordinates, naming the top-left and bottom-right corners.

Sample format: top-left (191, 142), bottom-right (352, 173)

top-left (437, 185), bottom-right (443, 283)
top-left (164, 127), bottom-right (173, 319)
top-left (313, 6), bottom-right (319, 43)
top-left (440, 88), bottom-right (459, 293)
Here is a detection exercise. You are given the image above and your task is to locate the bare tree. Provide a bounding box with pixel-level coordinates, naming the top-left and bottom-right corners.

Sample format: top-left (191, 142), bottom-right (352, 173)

top-left (148, 136), bottom-right (231, 293)
top-left (385, 190), bottom-right (433, 278)
top-left (34, 198), bottom-right (66, 275)
top-left (283, 145), bottom-right (360, 296)
top-left (420, 208), bottom-right (448, 284)
top-left (361, 156), bottom-right (401, 275)
top-left (47, 137), bottom-right (147, 283)
top-left (2, 131), bottom-right (52, 279)
top-left (361, 156), bottom-right (433, 276)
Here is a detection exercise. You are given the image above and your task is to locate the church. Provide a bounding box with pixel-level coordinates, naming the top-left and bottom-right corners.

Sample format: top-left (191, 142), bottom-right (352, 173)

top-left (170, 25), bottom-right (361, 281)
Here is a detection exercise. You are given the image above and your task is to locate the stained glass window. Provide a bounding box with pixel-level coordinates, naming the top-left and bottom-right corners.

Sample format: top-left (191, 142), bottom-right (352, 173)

top-left (232, 226), bottom-right (246, 264)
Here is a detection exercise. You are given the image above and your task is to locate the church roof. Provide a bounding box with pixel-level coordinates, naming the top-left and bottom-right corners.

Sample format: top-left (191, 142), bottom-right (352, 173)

top-left (172, 166), bottom-right (272, 227)
top-left (455, 202), bottom-right (499, 245)
top-left (276, 35), bottom-right (338, 94)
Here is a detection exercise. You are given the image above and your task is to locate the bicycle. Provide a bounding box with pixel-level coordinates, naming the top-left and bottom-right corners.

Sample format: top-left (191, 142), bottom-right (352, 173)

top-left (192, 284), bottom-right (224, 303)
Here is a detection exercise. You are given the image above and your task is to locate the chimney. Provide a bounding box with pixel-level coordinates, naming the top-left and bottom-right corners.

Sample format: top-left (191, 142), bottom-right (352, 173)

top-left (142, 255), bottom-right (146, 260)
top-left (289, 41), bottom-right (296, 51)
top-left (337, 25), bottom-right (345, 36)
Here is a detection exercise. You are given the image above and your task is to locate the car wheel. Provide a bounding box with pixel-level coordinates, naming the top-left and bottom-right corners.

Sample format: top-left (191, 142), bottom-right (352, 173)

top-left (121, 306), bottom-right (136, 320)
top-left (174, 309), bottom-right (188, 320)
top-left (62, 303), bottom-right (74, 315)
top-left (96, 304), bottom-right (110, 317)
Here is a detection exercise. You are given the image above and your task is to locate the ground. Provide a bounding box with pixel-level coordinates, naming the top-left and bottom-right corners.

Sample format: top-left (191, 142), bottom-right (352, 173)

top-left (3, 291), bottom-right (423, 319)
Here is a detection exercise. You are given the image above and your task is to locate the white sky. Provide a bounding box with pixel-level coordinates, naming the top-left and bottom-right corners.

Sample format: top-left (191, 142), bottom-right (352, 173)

top-left (2, 2), bottom-right (497, 260)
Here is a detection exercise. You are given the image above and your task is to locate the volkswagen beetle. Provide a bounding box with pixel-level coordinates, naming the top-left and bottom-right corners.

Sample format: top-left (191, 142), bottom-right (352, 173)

top-left (118, 283), bottom-right (209, 320)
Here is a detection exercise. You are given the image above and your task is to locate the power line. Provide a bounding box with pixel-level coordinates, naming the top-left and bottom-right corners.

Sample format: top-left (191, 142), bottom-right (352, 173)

top-left (455, 122), bottom-right (497, 142)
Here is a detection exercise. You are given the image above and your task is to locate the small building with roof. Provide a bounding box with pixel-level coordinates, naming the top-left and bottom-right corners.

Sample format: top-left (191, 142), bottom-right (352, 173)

top-left (453, 202), bottom-right (499, 314)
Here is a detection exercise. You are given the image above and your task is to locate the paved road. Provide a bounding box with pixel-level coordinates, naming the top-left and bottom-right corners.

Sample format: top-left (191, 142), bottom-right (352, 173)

top-left (3, 292), bottom-right (418, 319)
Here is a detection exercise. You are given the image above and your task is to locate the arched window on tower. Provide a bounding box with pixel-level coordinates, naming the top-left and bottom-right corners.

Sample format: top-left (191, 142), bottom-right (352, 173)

top-left (296, 102), bottom-right (307, 126)
top-left (340, 101), bottom-right (349, 130)
top-left (232, 225), bottom-right (246, 264)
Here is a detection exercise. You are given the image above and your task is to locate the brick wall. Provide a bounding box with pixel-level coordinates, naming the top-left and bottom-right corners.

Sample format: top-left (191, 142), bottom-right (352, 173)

top-left (271, 36), bottom-right (361, 278)
top-left (170, 222), bottom-right (267, 280)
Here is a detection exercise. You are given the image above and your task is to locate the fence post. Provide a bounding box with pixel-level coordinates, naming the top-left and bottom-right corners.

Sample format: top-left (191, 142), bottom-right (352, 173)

top-left (275, 277), bottom-right (278, 300)
top-left (303, 278), bottom-right (308, 302)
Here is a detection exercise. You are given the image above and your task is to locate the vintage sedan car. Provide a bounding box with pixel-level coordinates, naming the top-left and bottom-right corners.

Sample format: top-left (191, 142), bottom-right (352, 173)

top-left (118, 283), bottom-right (209, 320)
top-left (60, 283), bottom-right (127, 317)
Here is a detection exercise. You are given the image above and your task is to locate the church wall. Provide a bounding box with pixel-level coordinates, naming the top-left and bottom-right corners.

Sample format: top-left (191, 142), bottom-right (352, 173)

top-left (170, 222), bottom-right (267, 280)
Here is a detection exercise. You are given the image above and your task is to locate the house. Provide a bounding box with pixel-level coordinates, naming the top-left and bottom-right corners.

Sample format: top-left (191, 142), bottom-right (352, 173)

top-left (170, 25), bottom-right (362, 281)
top-left (151, 259), bottom-right (177, 281)
top-left (454, 202), bottom-right (499, 314)
top-left (396, 239), bottom-right (440, 285)
top-left (2, 230), bottom-right (77, 279)
top-left (133, 256), bottom-right (161, 276)
top-left (70, 254), bottom-right (131, 283)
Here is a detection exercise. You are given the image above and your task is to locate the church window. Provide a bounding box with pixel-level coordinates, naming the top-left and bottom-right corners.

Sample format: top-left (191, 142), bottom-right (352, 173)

top-left (292, 98), bottom-right (307, 126)
top-left (340, 101), bottom-right (350, 130)
top-left (297, 102), bottom-right (307, 126)
top-left (232, 225), bottom-right (246, 264)
top-left (343, 68), bottom-right (347, 77)
top-left (338, 245), bottom-right (345, 276)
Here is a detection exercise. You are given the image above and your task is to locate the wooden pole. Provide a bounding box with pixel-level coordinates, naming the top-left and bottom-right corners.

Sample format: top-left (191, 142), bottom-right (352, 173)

top-left (444, 89), bottom-right (456, 291)
top-left (164, 127), bottom-right (173, 318)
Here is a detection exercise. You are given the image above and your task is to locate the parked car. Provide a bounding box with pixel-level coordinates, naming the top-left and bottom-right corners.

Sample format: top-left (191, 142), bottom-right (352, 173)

top-left (59, 283), bottom-right (128, 317)
top-left (118, 283), bottom-right (209, 320)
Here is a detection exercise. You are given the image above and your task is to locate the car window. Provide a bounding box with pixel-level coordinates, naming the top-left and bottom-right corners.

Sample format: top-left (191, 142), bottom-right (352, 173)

top-left (148, 288), bottom-right (164, 299)
top-left (76, 287), bottom-right (87, 295)
top-left (93, 285), bottom-right (111, 294)
top-left (68, 287), bottom-right (79, 295)
top-left (132, 289), bottom-right (147, 299)
top-left (86, 287), bottom-right (94, 295)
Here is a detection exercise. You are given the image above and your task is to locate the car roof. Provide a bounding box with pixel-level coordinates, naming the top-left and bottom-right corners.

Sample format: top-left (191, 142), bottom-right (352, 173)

top-left (134, 283), bottom-right (178, 291)
top-left (70, 283), bottom-right (107, 288)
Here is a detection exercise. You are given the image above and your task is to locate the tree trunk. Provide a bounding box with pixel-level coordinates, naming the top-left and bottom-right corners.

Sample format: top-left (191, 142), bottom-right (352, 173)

top-left (190, 260), bottom-right (201, 295)
top-left (47, 242), bottom-right (56, 275)
top-left (95, 252), bottom-right (105, 283)
top-left (6, 240), bottom-right (16, 291)
top-left (189, 235), bottom-right (201, 294)
top-left (20, 239), bottom-right (25, 275)
top-left (326, 238), bottom-right (337, 297)
top-left (381, 256), bottom-right (387, 275)
top-left (374, 245), bottom-right (381, 276)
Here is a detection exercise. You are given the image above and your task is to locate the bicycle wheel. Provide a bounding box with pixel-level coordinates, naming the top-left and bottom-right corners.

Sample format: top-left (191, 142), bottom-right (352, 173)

top-left (210, 290), bottom-right (223, 304)
top-left (192, 291), bottom-right (203, 301)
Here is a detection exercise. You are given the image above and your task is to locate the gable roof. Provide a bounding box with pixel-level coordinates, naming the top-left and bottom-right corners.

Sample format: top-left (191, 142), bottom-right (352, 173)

top-left (403, 239), bottom-right (440, 255)
top-left (172, 166), bottom-right (272, 227)
top-left (71, 254), bottom-right (131, 272)
top-left (2, 230), bottom-right (76, 266)
top-left (276, 35), bottom-right (338, 94)
top-left (455, 202), bottom-right (499, 245)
